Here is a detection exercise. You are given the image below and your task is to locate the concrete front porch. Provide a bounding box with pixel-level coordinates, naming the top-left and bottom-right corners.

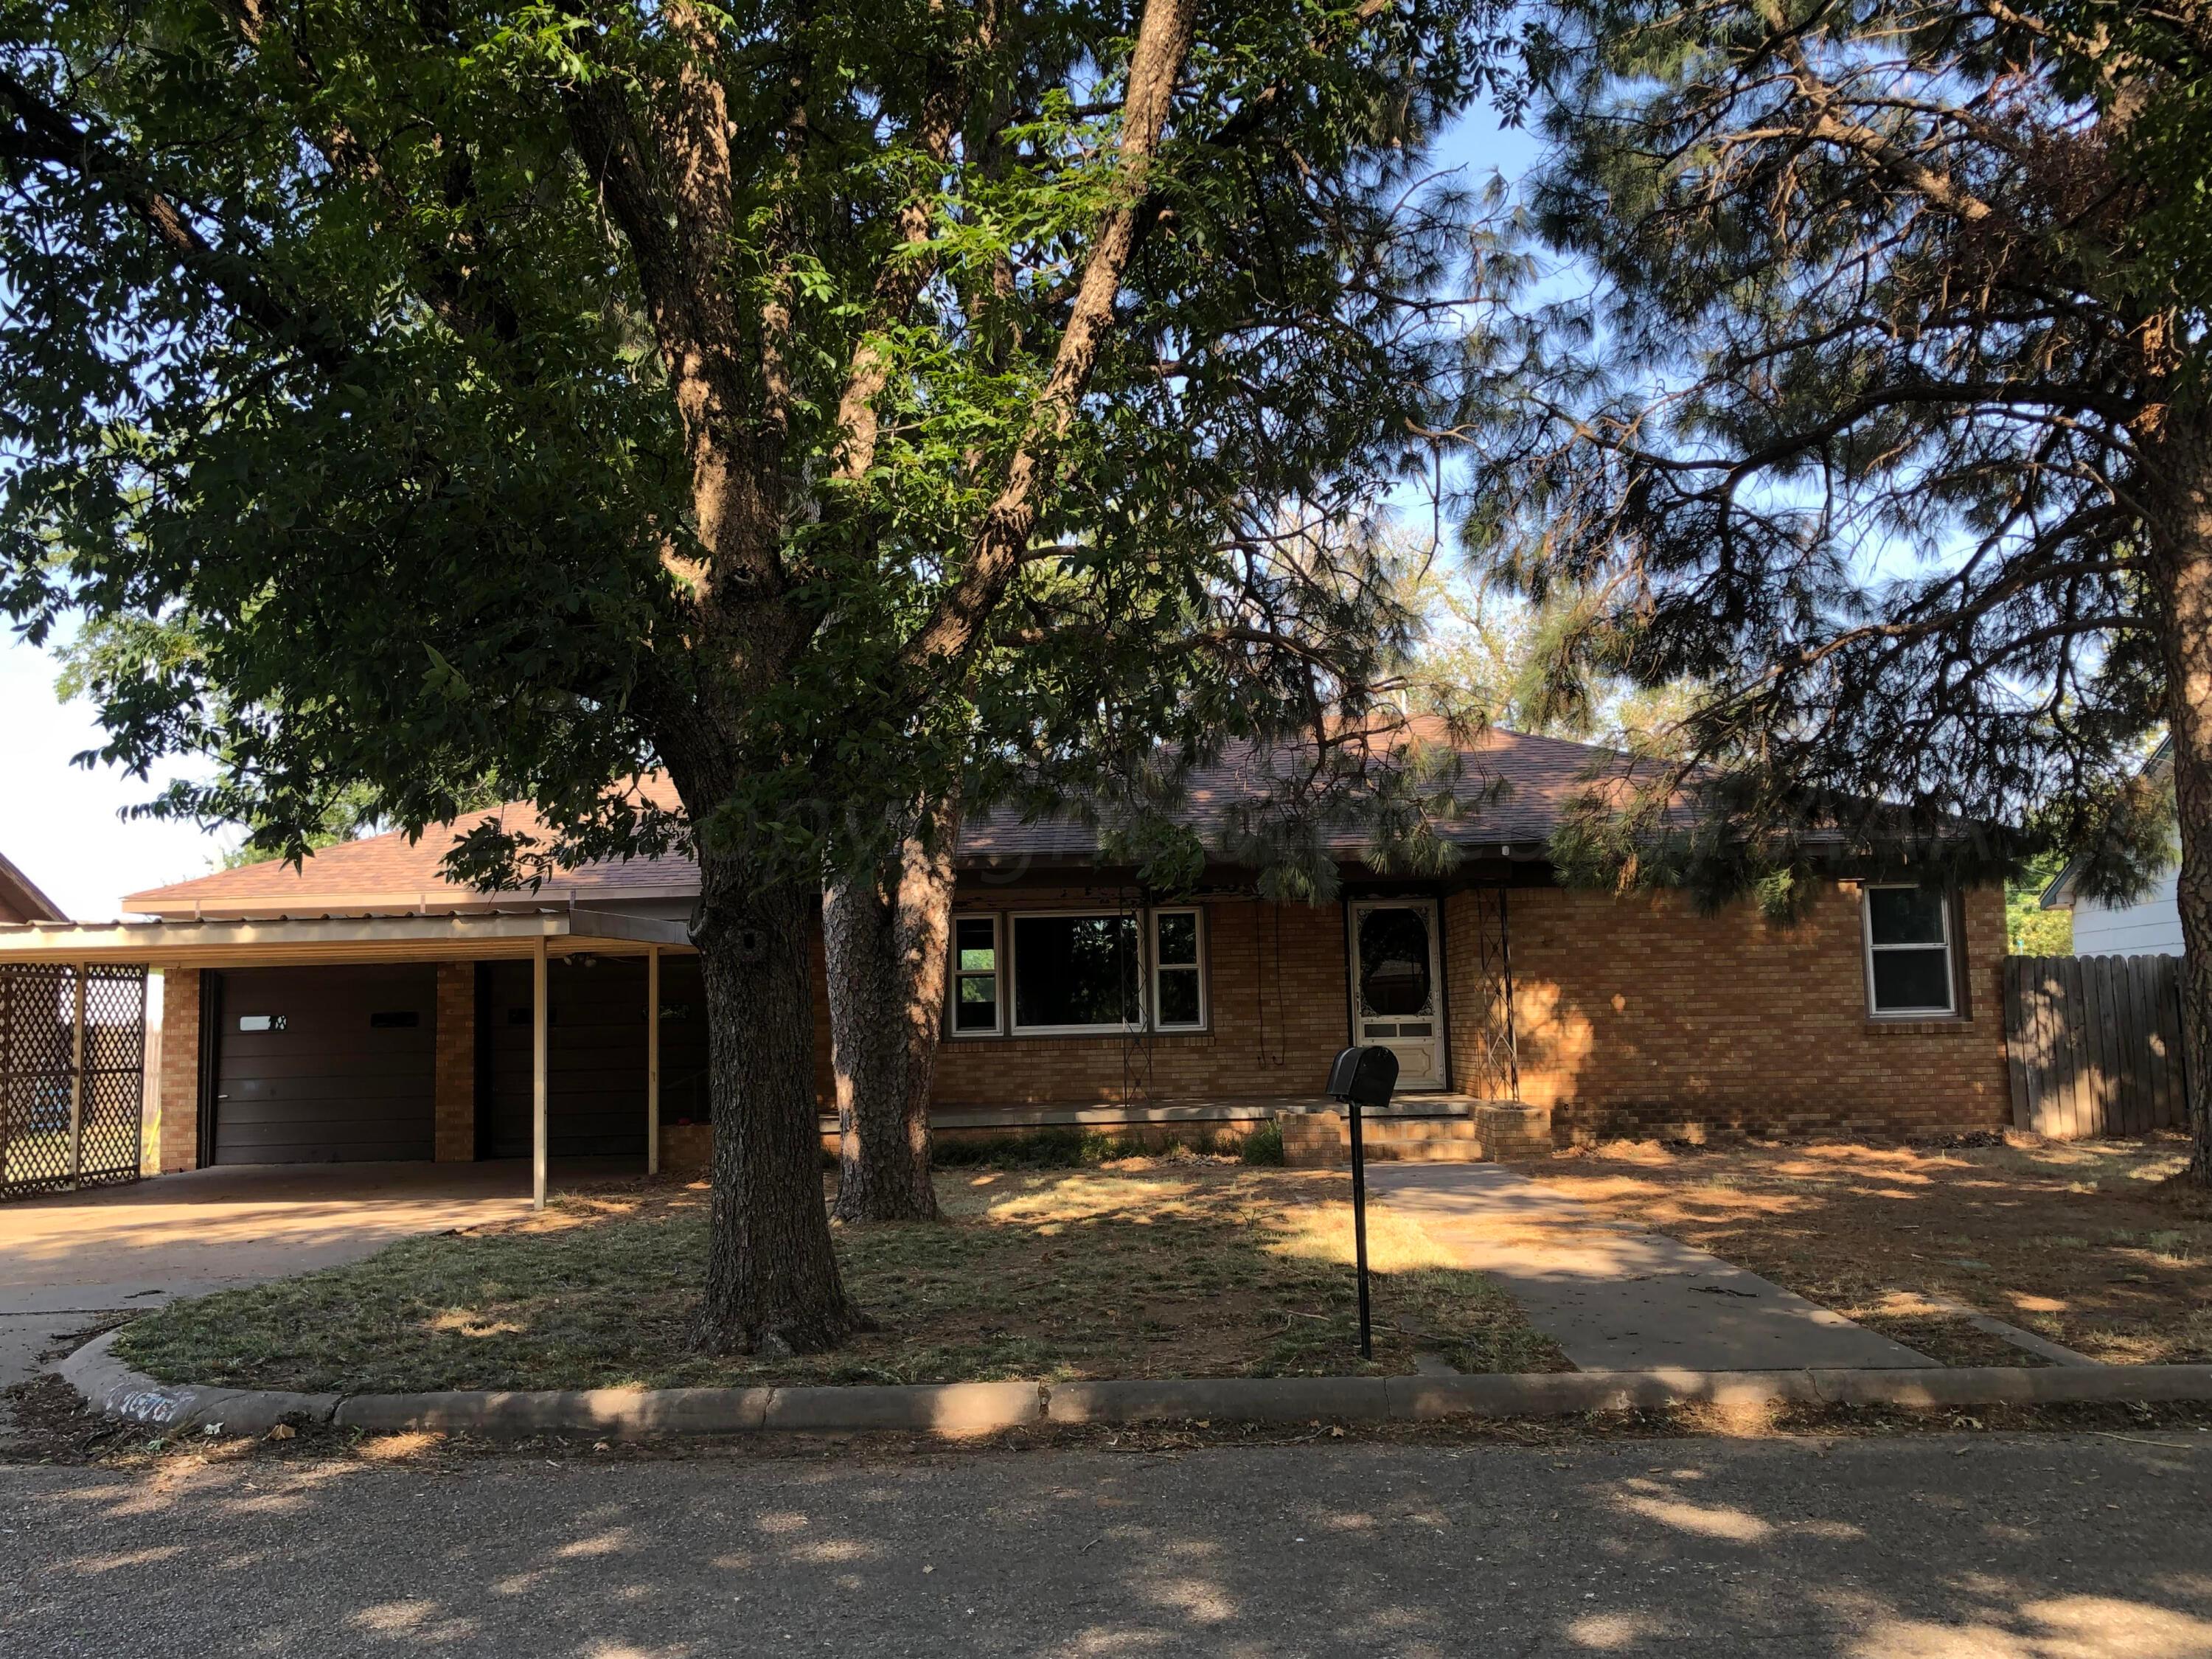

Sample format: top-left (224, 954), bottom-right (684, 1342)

top-left (832, 1094), bottom-right (1559, 1165)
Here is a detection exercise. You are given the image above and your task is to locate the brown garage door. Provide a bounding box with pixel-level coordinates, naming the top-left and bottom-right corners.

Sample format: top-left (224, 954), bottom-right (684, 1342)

top-left (211, 966), bottom-right (437, 1164)
top-left (480, 957), bottom-right (712, 1158)
top-left (484, 958), bottom-right (646, 1158)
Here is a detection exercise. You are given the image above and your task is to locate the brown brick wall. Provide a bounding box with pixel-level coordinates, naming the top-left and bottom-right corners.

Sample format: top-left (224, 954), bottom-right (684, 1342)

top-left (434, 963), bottom-right (476, 1161)
top-left (139, 877), bottom-right (2007, 1161)
top-left (927, 888), bottom-right (1349, 1106)
top-left (1446, 880), bottom-right (2008, 1140)
top-left (155, 968), bottom-right (201, 1173)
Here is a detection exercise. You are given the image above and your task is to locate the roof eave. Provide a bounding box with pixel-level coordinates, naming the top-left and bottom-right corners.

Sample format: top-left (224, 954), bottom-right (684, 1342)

top-left (0, 909), bottom-right (693, 968)
top-left (0, 852), bottom-right (66, 923)
top-left (122, 886), bottom-right (697, 921)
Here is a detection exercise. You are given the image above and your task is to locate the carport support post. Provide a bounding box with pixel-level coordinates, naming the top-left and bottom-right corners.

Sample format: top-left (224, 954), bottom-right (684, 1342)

top-left (66, 963), bottom-right (86, 1185)
top-left (532, 939), bottom-right (549, 1212)
top-left (646, 946), bottom-right (661, 1177)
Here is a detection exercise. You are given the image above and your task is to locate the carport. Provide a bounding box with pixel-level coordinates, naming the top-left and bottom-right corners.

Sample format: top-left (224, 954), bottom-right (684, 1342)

top-left (0, 907), bottom-right (694, 1210)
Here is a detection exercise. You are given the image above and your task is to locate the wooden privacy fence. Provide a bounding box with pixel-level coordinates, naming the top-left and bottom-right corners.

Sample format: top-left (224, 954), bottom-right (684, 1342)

top-left (2004, 954), bottom-right (2190, 1139)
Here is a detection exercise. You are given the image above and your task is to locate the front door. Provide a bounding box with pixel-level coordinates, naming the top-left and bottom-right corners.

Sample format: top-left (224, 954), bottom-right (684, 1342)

top-left (1347, 900), bottom-right (1445, 1091)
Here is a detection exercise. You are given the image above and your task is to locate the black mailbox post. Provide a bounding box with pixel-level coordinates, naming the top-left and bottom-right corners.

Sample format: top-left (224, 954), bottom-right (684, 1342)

top-left (1326, 1044), bottom-right (1399, 1359)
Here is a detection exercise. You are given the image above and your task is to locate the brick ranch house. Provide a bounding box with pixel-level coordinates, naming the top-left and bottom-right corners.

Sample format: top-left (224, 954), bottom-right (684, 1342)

top-left (0, 727), bottom-right (2008, 1192)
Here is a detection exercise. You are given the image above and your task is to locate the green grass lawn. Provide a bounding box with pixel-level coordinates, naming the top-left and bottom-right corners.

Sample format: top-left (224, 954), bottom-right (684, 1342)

top-left (114, 1164), bottom-right (1568, 1392)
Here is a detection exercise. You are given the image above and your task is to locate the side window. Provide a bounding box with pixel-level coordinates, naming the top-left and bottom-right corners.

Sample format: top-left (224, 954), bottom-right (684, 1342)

top-left (1863, 886), bottom-right (1958, 1017)
top-left (950, 915), bottom-right (1001, 1034)
top-left (1152, 909), bottom-right (1205, 1029)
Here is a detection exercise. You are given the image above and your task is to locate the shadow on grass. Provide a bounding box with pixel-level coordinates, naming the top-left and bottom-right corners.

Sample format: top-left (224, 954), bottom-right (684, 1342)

top-left (114, 1167), bottom-right (1568, 1394)
top-left (1530, 1134), bottom-right (2212, 1365)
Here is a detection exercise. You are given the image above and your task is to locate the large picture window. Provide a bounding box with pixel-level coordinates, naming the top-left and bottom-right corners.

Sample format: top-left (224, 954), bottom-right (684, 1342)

top-left (950, 915), bottom-right (1001, 1034)
top-left (1011, 912), bottom-right (1144, 1033)
top-left (953, 907), bottom-right (1210, 1037)
top-left (1152, 909), bottom-right (1205, 1029)
top-left (1863, 886), bottom-right (1958, 1017)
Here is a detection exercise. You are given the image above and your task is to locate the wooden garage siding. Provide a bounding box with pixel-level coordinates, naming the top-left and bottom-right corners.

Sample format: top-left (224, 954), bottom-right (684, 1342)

top-left (211, 965), bottom-right (437, 1164)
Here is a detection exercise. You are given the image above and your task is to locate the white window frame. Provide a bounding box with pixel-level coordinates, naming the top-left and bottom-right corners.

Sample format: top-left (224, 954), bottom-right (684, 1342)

top-left (1150, 907), bottom-right (1207, 1031)
top-left (947, 912), bottom-right (1003, 1037)
top-left (1861, 884), bottom-right (1959, 1018)
top-left (1007, 908), bottom-right (1150, 1037)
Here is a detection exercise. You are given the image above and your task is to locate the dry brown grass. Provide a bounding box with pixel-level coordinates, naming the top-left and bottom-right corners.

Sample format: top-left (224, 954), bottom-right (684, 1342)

top-left (1523, 1133), bottom-right (2212, 1365)
top-left (114, 1163), bottom-right (1566, 1394)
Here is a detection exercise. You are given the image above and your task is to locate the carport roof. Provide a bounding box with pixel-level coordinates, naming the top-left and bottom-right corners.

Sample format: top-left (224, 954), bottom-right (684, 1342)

top-left (0, 905), bottom-right (692, 967)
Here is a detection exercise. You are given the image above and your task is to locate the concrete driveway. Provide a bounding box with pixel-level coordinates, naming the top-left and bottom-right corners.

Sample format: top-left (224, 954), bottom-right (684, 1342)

top-left (0, 1161), bottom-right (624, 1399)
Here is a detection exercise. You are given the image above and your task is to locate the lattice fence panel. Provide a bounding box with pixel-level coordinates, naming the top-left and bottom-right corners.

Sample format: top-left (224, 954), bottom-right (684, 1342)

top-left (0, 963), bottom-right (147, 1200)
top-left (80, 969), bottom-right (149, 1189)
top-left (1461, 886), bottom-right (1520, 1102)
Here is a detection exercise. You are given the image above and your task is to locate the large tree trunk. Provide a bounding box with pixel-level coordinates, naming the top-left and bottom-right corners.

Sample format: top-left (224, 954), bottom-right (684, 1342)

top-left (691, 853), bottom-right (860, 1352)
top-left (824, 796), bottom-right (959, 1222)
top-left (2149, 409), bottom-right (2212, 1187)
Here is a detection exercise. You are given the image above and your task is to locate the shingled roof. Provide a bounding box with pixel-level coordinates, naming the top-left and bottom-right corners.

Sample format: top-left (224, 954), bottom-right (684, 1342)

top-left (124, 725), bottom-right (1636, 919)
top-left (959, 723), bottom-right (1630, 861)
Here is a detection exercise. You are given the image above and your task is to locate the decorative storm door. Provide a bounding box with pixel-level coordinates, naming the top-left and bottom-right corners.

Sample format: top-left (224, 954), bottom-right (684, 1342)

top-left (1347, 899), bottom-right (1444, 1090)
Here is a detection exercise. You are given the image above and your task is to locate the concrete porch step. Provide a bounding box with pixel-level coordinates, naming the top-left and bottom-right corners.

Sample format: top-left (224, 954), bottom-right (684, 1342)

top-left (1278, 1100), bottom-right (1554, 1166)
top-left (1362, 1141), bottom-right (1492, 1163)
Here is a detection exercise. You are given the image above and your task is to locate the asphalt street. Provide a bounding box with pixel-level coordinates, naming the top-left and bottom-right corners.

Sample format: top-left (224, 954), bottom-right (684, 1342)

top-left (2, 1432), bottom-right (2208, 1658)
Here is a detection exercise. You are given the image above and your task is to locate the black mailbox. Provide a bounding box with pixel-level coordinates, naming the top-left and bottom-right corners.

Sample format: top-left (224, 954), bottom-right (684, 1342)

top-left (1324, 1045), bottom-right (1399, 1360)
top-left (1328, 1045), bottom-right (1399, 1110)
top-left (1325, 1046), bottom-right (1360, 1099)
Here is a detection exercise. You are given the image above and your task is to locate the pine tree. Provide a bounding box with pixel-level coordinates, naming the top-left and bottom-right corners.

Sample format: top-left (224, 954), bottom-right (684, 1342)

top-left (1455, 0), bottom-right (2212, 1176)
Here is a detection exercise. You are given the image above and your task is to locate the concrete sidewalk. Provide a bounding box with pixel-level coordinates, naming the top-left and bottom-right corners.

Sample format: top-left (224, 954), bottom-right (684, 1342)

top-left (1370, 1164), bottom-right (1938, 1371)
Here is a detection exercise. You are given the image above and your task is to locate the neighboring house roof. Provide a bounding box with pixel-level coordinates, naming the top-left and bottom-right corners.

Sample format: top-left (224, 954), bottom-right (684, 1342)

top-left (2039, 739), bottom-right (2174, 911)
top-left (120, 724), bottom-right (1656, 920)
top-left (0, 851), bottom-right (66, 924)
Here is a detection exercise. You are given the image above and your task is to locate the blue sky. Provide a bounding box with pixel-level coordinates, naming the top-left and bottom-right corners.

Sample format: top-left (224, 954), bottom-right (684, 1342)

top-left (0, 104), bottom-right (1543, 922)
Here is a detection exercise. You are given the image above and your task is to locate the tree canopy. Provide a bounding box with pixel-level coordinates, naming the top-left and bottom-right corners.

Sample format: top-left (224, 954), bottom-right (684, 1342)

top-left (1, 0), bottom-right (1511, 1340)
top-left (3, 0), bottom-right (1501, 885)
top-left (1457, 0), bottom-right (2194, 901)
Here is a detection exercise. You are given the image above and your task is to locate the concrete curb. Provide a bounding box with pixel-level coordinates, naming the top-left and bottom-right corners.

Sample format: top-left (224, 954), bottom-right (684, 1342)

top-left (60, 1332), bottom-right (2212, 1441)
top-left (1048, 1376), bottom-right (1394, 1425)
top-left (59, 1330), bottom-right (340, 1438)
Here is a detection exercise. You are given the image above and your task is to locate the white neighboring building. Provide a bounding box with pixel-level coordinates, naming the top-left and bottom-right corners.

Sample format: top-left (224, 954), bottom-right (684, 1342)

top-left (2040, 740), bottom-right (2184, 957)
top-left (2054, 863), bottom-right (2185, 956)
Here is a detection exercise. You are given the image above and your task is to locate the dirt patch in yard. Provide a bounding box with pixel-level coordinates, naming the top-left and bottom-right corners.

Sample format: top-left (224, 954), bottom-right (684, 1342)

top-left (111, 1164), bottom-right (1567, 1394)
top-left (1523, 1133), bottom-right (2212, 1366)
